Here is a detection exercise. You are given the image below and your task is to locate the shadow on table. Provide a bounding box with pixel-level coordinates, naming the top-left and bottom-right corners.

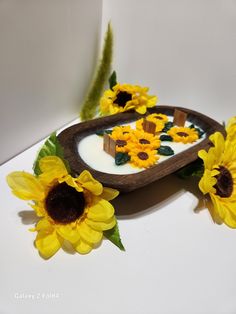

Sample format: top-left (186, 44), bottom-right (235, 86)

top-left (113, 174), bottom-right (203, 219)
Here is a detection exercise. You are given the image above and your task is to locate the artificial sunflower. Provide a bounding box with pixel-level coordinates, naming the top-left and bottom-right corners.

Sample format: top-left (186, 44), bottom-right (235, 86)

top-left (136, 117), bottom-right (165, 134)
top-left (130, 130), bottom-right (161, 150)
top-left (100, 83), bottom-right (157, 115)
top-left (110, 131), bottom-right (131, 153)
top-left (146, 113), bottom-right (169, 123)
top-left (111, 125), bottom-right (133, 139)
top-left (167, 126), bottom-right (199, 144)
top-left (7, 156), bottom-right (119, 259)
top-left (198, 131), bottom-right (236, 228)
top-left (129, 147), bottom-right (158, 168)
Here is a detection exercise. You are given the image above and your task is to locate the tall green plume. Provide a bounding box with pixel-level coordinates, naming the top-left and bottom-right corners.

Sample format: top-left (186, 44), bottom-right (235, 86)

top-left (80, 23), bottom-right (113, 121)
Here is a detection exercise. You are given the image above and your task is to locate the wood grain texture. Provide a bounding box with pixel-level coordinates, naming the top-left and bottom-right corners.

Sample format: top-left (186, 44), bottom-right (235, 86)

top-left (57, 106), bottom-right (225, 192)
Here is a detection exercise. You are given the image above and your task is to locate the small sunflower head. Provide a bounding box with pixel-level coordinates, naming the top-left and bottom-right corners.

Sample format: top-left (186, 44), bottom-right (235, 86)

top-left (136, 117), bottom-right (165, 134)
top-left (167, 126), bottom-right (199, 143)
top-left (110, 131), bottom-right (131, 153)
top-left (129, 147), bottom-right (158, 168)
top-left (130, 130), bottom-right (161, 150)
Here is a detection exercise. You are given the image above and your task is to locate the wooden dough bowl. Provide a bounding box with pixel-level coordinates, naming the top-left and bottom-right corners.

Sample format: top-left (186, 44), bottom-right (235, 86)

top-left (58, 106), bottom-right (225, 192)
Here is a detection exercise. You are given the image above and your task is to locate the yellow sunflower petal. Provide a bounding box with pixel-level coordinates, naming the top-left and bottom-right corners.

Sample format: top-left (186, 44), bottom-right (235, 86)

top-left (77, 170), bottom-right (103, 195)
top-left (85, 216), bottom-right (116, 231)
top-left (30, 202), bottom-right (45, 217)
top-left (78, 222), bottom-right (103, 244)
top-left (209, 132), bottom-right (225, 157)
top-left (135, 105), bottom-right (147, 114)
top-left (35, 231), bottom-right (61, 259)
top-left (73, 239), bottom-right (93, 254)
top-left (6, 172), bottom-right (45, 201)
top-left (56, 225), bottom-right (80, 243)
top-left (146, 96), bottom-right (157, 108)
top-left (226, 116), bottom-right (236, 142)
top-left (59, 175), bottom-right (83, 193)
top-left (198, 170), bottom-right (217, 195)
top-left (101, 187), bottom-right (119, 201)
top-left (211, 195), bottom-right (236, 228)
top-left (39, 156), bottom-right (68, 185)
top-left (35, 218), bottom-right (53, 231)
top-left (204, 195), bottom-right (223, 225)
top-left (87, 199), bottom-right (115, 222)
top-left (198, 148), bottom-right (217, 170)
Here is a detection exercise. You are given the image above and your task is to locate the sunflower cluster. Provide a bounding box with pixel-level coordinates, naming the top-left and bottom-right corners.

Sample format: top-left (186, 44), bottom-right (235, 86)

top-left (105, 113), bottom-right (202, 169)
top-left (107, 113), bottom-right (174, 169)
top-left (110, 125), bottom-right (161, 169)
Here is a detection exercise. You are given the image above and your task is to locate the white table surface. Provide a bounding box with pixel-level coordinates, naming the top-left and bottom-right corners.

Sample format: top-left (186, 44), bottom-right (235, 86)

top-left (1, 119), bottom-right (236, 314)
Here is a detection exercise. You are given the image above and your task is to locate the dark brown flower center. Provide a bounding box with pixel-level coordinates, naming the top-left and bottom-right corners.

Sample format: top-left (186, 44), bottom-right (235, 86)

top-left (154, 116), bottom-right (163, 120)
top-left (214, 166), bottom-right (233, 198)
top-left (46, 182), bottom-right (85, 224)
top-left (139, 139), bottom-right (150, 144)
top-left (116, 139), bottom-right (127, 147)
top-left (114, 91), bottom-right (132, 107)
top-left (137, 152), bottom-right (149, 160)
top-left (177, 132), bottom-right (188, 137)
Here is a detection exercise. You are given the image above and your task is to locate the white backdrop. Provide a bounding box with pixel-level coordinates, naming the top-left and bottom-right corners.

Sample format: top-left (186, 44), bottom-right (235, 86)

top-left (103, 0), bottom-right (236, 123)
top-left (0, 0), bottom-right (102, 164)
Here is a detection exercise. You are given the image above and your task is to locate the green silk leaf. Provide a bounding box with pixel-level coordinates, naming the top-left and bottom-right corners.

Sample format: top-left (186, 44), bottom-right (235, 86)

top-left (160, 134), bottom-right (173, 142)
top-left (115, 152), bottom-right (130, 165)
top-left (104, 220), bottom-right (125, 251)
top-left (95, 129), bottom-right (113, 136)
top-left (176, 158), bottom-right (204, 179)
top-left (33, 132), bottom-right (70, 176)
top-left (157, 145), bottom-right (174, 156)
top-left (109, 70), bottom-right (117, 89)
top-left (80, 23), bottom-right (113, 121)
top-left (162, 121), bottom-right (173, 133)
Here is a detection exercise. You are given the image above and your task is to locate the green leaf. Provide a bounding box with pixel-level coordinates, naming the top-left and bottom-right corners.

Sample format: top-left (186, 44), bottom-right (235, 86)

top-left (104, 220), bottom-right (125, 251)
top-left (33, 132), bottom-right (70, 176)
top-left (115, 152), bottom-right (130, 165)
top-left (95, 129), bottom-right (113, 136)
top-left (162, 121), bottom-right (173, 133)
top-left (176, 158), bottom-right (204, 179)
top-left (157, 145), bottom-right (174, 156)
top-left (109, 70), bottom-right (117, 89)
top-left (160, 134), bottom-right (173, 142)
top-left (80, 23), bottom-right (113, 121)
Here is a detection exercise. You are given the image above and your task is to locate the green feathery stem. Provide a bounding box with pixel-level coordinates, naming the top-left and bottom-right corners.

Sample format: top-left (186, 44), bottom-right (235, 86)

top-left (80, 23), bottom-right (113, 121)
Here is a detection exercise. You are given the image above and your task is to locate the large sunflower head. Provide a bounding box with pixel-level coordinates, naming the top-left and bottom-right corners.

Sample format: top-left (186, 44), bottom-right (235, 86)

top-left (167, 126), bottom-right (199, 144)
top-left (7, 156), bottom-right (119, 259)
top-left (129, 147), bottom-right (158, 168)
top-left (100, 83), bottom-right (157, 115)
top-left (198, 131), bottom-right (236, 228)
